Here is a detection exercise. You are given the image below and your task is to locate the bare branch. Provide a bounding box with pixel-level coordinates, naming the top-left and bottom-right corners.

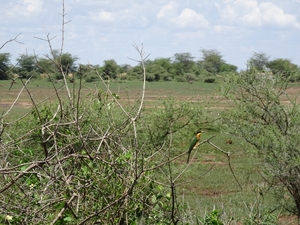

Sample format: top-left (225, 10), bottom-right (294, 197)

top-left (0, 33), bottom-right (23, 50)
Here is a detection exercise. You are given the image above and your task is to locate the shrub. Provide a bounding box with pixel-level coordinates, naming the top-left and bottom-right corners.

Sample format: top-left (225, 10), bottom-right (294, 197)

top-left (220, 69), bottom-right (300, 217)
top-left (204, 77), bottom-right (216, 83)
top-left (175, 76), bottom-right (186, 82)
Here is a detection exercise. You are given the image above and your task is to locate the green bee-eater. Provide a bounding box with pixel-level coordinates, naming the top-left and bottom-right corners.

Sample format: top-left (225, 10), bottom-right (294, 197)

top-left (187, 131), bottom-right (203, 163)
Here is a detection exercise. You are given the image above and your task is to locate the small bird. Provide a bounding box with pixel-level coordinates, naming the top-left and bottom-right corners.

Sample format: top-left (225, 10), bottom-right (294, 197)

top-left (187, 131), bottom-right (203, 163)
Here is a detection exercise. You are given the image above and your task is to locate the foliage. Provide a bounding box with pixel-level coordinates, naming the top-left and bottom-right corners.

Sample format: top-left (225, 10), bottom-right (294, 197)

top-left (146, 62), bottom-right (170, 81)
top-left (248, 52), bottom-right (270, 71)
top-left (199, 49), bottom-right (224, 74)
top-left (202, 210), bottom-right (224, 225)
top-left (0, 53), bottom-right (11, 80)
top-left (267, 58), bottom-right (299, 77)
top-left (16, 54), bottom-right (37, 73)
top-left (220, 68), bottom-right (300, 217)
top-left (204, 77), bottom-right (216, 83)
top-left (102, 59), bottom-right (118, 79)
top-left (220, 63), bottom-right (237, 73)
top-left (37, 57), bottom-right (57, 74)
top-left (59, 52), bottom-right (78, 73)
top-left (173, 52), bottom-right (195, 73)
top-left (185, 73), bottom-right (196, 83)
top-left (0, 42), bottom-right (208, 224)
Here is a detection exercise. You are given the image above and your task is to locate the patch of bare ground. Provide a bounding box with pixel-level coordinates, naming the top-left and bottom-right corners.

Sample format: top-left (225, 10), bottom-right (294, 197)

top-left (197, 188), bottom-right (238, 197)
top-left (201, 155), bottom-right (227, 166)
top-left (278, 215), bottom-right (299, 225)
top-left (174, 154), bottom-right (227, 165)
top-left (0, 101), bottom-right (32, 108)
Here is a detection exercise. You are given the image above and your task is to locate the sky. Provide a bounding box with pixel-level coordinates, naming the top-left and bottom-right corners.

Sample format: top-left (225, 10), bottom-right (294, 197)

top-left (1, 0), bottom-right (300, 71)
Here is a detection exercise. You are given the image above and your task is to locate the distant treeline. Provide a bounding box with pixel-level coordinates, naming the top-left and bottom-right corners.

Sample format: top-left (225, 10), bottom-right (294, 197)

top-left (0, 49), bottom-right (299, 83)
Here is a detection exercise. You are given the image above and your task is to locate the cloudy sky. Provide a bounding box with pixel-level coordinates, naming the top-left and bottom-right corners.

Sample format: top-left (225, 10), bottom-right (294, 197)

top-left (1, 0), bottom-right (300, 70)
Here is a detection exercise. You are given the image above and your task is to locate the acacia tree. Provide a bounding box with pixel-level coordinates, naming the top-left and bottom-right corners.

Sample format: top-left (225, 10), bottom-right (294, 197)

top-left (267, 58), bottom-right (299, 77)
top-left (221, 69), bottom-right (300, 217)
top-left (248, 52), bottom-right (269, 71)
top-left (50, 50), bottom-right (78, 74)
top-left (173, 52), bottom-right (195, 74)
top-left (102, 59), bottom-right (118, 79)
top-left (199, 49), bottom-right (224, 74)
top-left (15, 54), bottom-right (39, 78)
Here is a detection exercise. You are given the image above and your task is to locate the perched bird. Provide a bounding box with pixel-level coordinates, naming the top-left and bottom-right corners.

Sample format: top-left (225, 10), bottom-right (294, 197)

top-left (187, 131), bottom-right (203, 163)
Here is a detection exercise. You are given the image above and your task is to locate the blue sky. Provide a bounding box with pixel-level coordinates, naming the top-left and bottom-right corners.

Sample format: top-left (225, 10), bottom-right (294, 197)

top-left (1, 0), bottom-right (300, 70)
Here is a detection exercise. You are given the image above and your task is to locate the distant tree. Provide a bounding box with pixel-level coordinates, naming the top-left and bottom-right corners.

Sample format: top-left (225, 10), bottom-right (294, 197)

top-left (145, 58), bottom-right (173, 81)
top-left (220, 63), bottom-right (238, 73)
top-left (154, 58), bottom-right (172, 73)
top-left (173, 52), bottom-right (195, 73)
top-left (77, 64), bottom-right (100, 82)
top-left (15, 54), bottom-right (40, 78)
top-left (248, 52), bottom-right (269, 71)
top-left (37, 58), bottom-right (57, 74)
top-left (267, 58), bottom-right (298, 75)
top-left (60, 52), bottom-right (78, 73)
top-left (102, 59), bottom-right (118, 79)
top-left (199, 49), bottom-right (225, 74)
top-left (119, 64), bottom-right (132, 74)
top-left (37, 50), bottom-right (78, 79)
top-left (0, 53), bottom-right (11, 80)
top-left (16, 55), bottom-right (37, 72)
top-left (146, 65), bottom-right (163, 81)
top-left (47, 49), bottom-right (78, 74)
top-left (128, 65), bottom-right (143, 78)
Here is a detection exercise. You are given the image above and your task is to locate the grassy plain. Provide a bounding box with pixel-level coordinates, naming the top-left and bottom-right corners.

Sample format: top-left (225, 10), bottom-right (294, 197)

top-left (0, 79), bottom-right (219, 115)
top-left (0, 79), bottom-right (298, 224)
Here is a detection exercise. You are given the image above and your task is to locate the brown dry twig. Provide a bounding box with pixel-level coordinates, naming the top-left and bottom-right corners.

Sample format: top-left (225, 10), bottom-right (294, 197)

top-left (0, 33), bottom-right (23, 50)
top-left (205, 137), bottom-right (243, 191)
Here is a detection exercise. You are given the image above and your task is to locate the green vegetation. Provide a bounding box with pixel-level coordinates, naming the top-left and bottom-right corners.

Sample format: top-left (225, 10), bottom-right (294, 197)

top-left (1, 71), bottom-right (300, 224)
top-left (1, 2), bottom-right (300, 224)
top-left (221, 69), bottom-right (300, 217)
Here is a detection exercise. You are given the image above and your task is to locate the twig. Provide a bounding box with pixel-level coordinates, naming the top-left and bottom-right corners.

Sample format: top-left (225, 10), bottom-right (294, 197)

top-left (50, 193), bottom-right (77, 225)
top-left (206, 139), bottom-right (243, 190)
top-left (1, 77), bottom-right (32, 118)
top-left (0, 33), bottom-right (23, 50)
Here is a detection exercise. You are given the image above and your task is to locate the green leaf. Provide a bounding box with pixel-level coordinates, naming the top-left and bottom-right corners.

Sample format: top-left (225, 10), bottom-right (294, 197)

top-left (63, 216), bottom-right (73, 222)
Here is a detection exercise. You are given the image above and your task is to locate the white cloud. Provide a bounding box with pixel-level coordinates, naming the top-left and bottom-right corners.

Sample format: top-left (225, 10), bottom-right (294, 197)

top-left (174, 8), bottom-right (209, 28)
top-left (216, 4), bottom-right (237, 23)
top-left (217, 0), bottom-right (300, 28)
top-left (93, 10), bottom-right (115, 22)
top-left (157, 2), bottom-right (209, 29)
top-left (175, 30), bottom-right (205, 40)
top-left (1, 0), bottom-right (300, 70)
top-left (7, 0), bottom-right (43, 17)
top-left (156, 1), bottom-right (178, 19)
top-left (259, 2), bottom-right (300, 28)
top-left (214, 25), bottom-right (234, 34)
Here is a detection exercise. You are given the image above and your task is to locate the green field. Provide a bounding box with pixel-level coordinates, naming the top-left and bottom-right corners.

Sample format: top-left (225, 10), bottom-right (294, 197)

top-left (0, 79), bottom-right (298, 224)
top-left (0, 79), bottom-right (219, 115)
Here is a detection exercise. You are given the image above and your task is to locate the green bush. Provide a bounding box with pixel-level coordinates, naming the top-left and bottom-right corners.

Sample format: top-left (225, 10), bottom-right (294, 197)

top-left (175, 76), bottom-right (186, 82)
top-left (204, 77), bottom-right (216, 83)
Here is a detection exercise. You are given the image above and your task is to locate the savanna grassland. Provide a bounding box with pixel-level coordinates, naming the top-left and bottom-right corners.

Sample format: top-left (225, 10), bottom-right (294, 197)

top-left (1, 78), bottom-right (299, 224)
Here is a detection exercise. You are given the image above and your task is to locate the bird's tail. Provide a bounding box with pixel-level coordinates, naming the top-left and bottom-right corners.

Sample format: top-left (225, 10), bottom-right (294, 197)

top-left (187, 153), bottom-right (191, 164)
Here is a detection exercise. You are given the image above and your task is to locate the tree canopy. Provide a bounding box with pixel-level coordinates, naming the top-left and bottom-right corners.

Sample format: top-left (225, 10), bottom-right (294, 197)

top-left (267, 58), bottom-right (299, 75)
top-left (0, 48), bottom-right (299, 82)
top-left (0, 53), bottom-right (11, 80)
top-left (248, 52), bottom-right (270, 71)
